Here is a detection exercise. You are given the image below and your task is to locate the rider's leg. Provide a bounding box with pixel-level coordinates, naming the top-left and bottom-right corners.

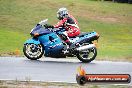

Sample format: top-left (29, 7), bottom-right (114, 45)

top-left (59, 32), bottom-right (72, 54)
top-left (59, 31), bottom-right (72, 46)
top-left (63, 32), bottom-right (72, 45)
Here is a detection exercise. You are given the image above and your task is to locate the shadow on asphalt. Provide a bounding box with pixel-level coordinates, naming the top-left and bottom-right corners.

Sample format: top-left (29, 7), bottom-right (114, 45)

top-left (23, 59), bottom-right (96, 65)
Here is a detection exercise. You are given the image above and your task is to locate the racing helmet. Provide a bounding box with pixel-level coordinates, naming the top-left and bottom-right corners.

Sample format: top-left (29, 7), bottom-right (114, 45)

top-left (57, 7), bottom-right (68, 20)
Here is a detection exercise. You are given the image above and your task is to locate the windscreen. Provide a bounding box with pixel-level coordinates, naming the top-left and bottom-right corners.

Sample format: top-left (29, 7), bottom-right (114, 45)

top-left (30, 24), bottom-right (52, 35)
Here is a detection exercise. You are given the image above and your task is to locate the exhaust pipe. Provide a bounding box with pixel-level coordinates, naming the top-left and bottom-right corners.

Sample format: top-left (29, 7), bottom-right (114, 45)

top-left (76, 44), bottom-right (95, 51)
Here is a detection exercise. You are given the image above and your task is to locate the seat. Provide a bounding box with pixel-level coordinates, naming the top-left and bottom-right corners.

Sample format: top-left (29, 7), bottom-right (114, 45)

top-left (69, 32), bottom-right (87, 38)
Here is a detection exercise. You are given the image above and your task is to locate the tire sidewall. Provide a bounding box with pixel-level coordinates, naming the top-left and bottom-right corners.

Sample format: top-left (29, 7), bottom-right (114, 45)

top-left (23, 43), bottom-right (44, 60)
top-left (76, 47), bottom-right (97, 63)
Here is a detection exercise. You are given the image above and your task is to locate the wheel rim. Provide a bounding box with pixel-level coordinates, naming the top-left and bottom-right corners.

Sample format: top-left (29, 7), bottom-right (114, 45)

top-left (25, 44), bottom-right (43, 58)
top-left (79, 48), bottom-right (96, 60)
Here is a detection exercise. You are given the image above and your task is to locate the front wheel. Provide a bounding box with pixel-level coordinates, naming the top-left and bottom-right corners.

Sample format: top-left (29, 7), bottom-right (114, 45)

top-left (23, 43), bottom-right (44, 60)
top-left (76, 47), bottom-right (97, 63)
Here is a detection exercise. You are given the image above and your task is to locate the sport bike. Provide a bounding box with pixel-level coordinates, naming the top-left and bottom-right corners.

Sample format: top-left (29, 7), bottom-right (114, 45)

top-left (23, 19), bottom-right (99, 63)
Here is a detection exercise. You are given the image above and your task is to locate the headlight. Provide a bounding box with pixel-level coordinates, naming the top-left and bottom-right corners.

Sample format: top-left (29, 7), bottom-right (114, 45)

top-left (34, 33), bottom-right (39, 36)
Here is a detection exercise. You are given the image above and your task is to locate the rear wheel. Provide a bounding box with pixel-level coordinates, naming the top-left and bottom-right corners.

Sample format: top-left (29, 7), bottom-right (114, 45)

top-left (23, 44), bottom-right (44, 60)
top-left (76, 45), bottom-right (97, 63)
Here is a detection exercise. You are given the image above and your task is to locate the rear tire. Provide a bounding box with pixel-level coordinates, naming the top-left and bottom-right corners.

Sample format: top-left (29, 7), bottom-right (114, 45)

top-left (76, 47), bottom-right (97, 63)
top-left (23, 44), bottom-right (44, 60)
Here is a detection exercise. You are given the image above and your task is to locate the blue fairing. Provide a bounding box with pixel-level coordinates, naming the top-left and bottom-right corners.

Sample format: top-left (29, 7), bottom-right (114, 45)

top-left (38, 32), bottom-right (64, 56)
top-left (24, 38), bottom-right (40, 45)
top-left (25, 24), bottom-right (65, 57)
top-left (30, 24), bottom-right (52, 35)
top-left (73, 32), bottom-right (98, 44)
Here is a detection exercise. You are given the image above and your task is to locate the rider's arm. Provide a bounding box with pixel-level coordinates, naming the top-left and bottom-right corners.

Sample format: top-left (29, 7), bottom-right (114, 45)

top-left (54, 18), bottom-right (67, 28)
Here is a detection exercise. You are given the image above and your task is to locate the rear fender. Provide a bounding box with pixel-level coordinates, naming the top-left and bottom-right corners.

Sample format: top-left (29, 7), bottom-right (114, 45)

top-left (24, 38), bottom-right (40, 45)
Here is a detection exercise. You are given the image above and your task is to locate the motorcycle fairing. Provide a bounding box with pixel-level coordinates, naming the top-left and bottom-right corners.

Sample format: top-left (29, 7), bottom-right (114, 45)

top-left (73, 32), bottom-right (98, 44)
top-left (30, 25), bottom-right (52, 35)
top-left (38, 32), bottom-right (65, 57)
top-left (24, 38), bottom-right (40, 45)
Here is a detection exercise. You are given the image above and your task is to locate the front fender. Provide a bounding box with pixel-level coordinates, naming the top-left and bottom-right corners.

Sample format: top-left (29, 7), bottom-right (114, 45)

top-left (24, 38), bottom-right (40, 45)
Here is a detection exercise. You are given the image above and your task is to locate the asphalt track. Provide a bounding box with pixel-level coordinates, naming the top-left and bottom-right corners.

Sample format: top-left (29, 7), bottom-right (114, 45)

top-left (0, 57), bottom-right (132, 85)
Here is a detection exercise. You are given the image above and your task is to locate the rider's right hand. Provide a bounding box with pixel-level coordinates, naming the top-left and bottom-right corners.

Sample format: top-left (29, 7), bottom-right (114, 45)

top-left (44, 24), bottom-right (54, 29)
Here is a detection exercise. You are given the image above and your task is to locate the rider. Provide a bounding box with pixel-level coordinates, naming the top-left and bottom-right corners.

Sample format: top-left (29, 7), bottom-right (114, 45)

top-left (54, 7), bottom-right (80, 46)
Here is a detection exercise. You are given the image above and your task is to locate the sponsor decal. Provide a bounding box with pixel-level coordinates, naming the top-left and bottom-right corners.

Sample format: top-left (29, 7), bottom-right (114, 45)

top-left (76, 66), bottom-right (131, 85)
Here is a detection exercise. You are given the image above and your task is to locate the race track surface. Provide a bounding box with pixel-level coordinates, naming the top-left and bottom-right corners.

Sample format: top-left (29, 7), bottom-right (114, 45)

top-left (0, 57), bottom-right (132, 85)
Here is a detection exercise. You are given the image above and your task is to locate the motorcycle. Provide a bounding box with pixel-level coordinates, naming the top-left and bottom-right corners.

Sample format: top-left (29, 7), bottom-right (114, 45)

top-left (23, 19), bottom-right (100, 63)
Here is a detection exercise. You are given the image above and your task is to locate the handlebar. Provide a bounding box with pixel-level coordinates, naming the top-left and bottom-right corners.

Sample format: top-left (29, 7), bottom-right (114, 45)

top-left (52, 28), bottom-right (66, 33)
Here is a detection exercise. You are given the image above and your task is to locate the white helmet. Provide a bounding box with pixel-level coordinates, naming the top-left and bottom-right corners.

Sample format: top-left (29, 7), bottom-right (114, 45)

top-left (57, 7), bottom-right (68, 20)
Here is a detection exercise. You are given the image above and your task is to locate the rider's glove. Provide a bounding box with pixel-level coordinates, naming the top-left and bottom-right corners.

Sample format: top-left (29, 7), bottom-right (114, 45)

top-left (44, 24), bottom-right (54, 29)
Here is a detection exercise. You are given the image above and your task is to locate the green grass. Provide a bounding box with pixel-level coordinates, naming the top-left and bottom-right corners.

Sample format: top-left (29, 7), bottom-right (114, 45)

top-left (0, 27), bottom-right (29, 56)
top-left (0, 0), bottom-right (132, 61)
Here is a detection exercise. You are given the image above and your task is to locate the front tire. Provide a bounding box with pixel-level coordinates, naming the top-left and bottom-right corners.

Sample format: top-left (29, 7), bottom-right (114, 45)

top-left (23, 43), bottom-right (44, 60)
top-left (76, 47), bottom-right (97, 63)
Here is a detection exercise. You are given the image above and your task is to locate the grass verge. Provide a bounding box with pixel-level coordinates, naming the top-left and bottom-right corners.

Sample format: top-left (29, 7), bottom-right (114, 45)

top-left (0, 80), bottom-right (131, 88)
